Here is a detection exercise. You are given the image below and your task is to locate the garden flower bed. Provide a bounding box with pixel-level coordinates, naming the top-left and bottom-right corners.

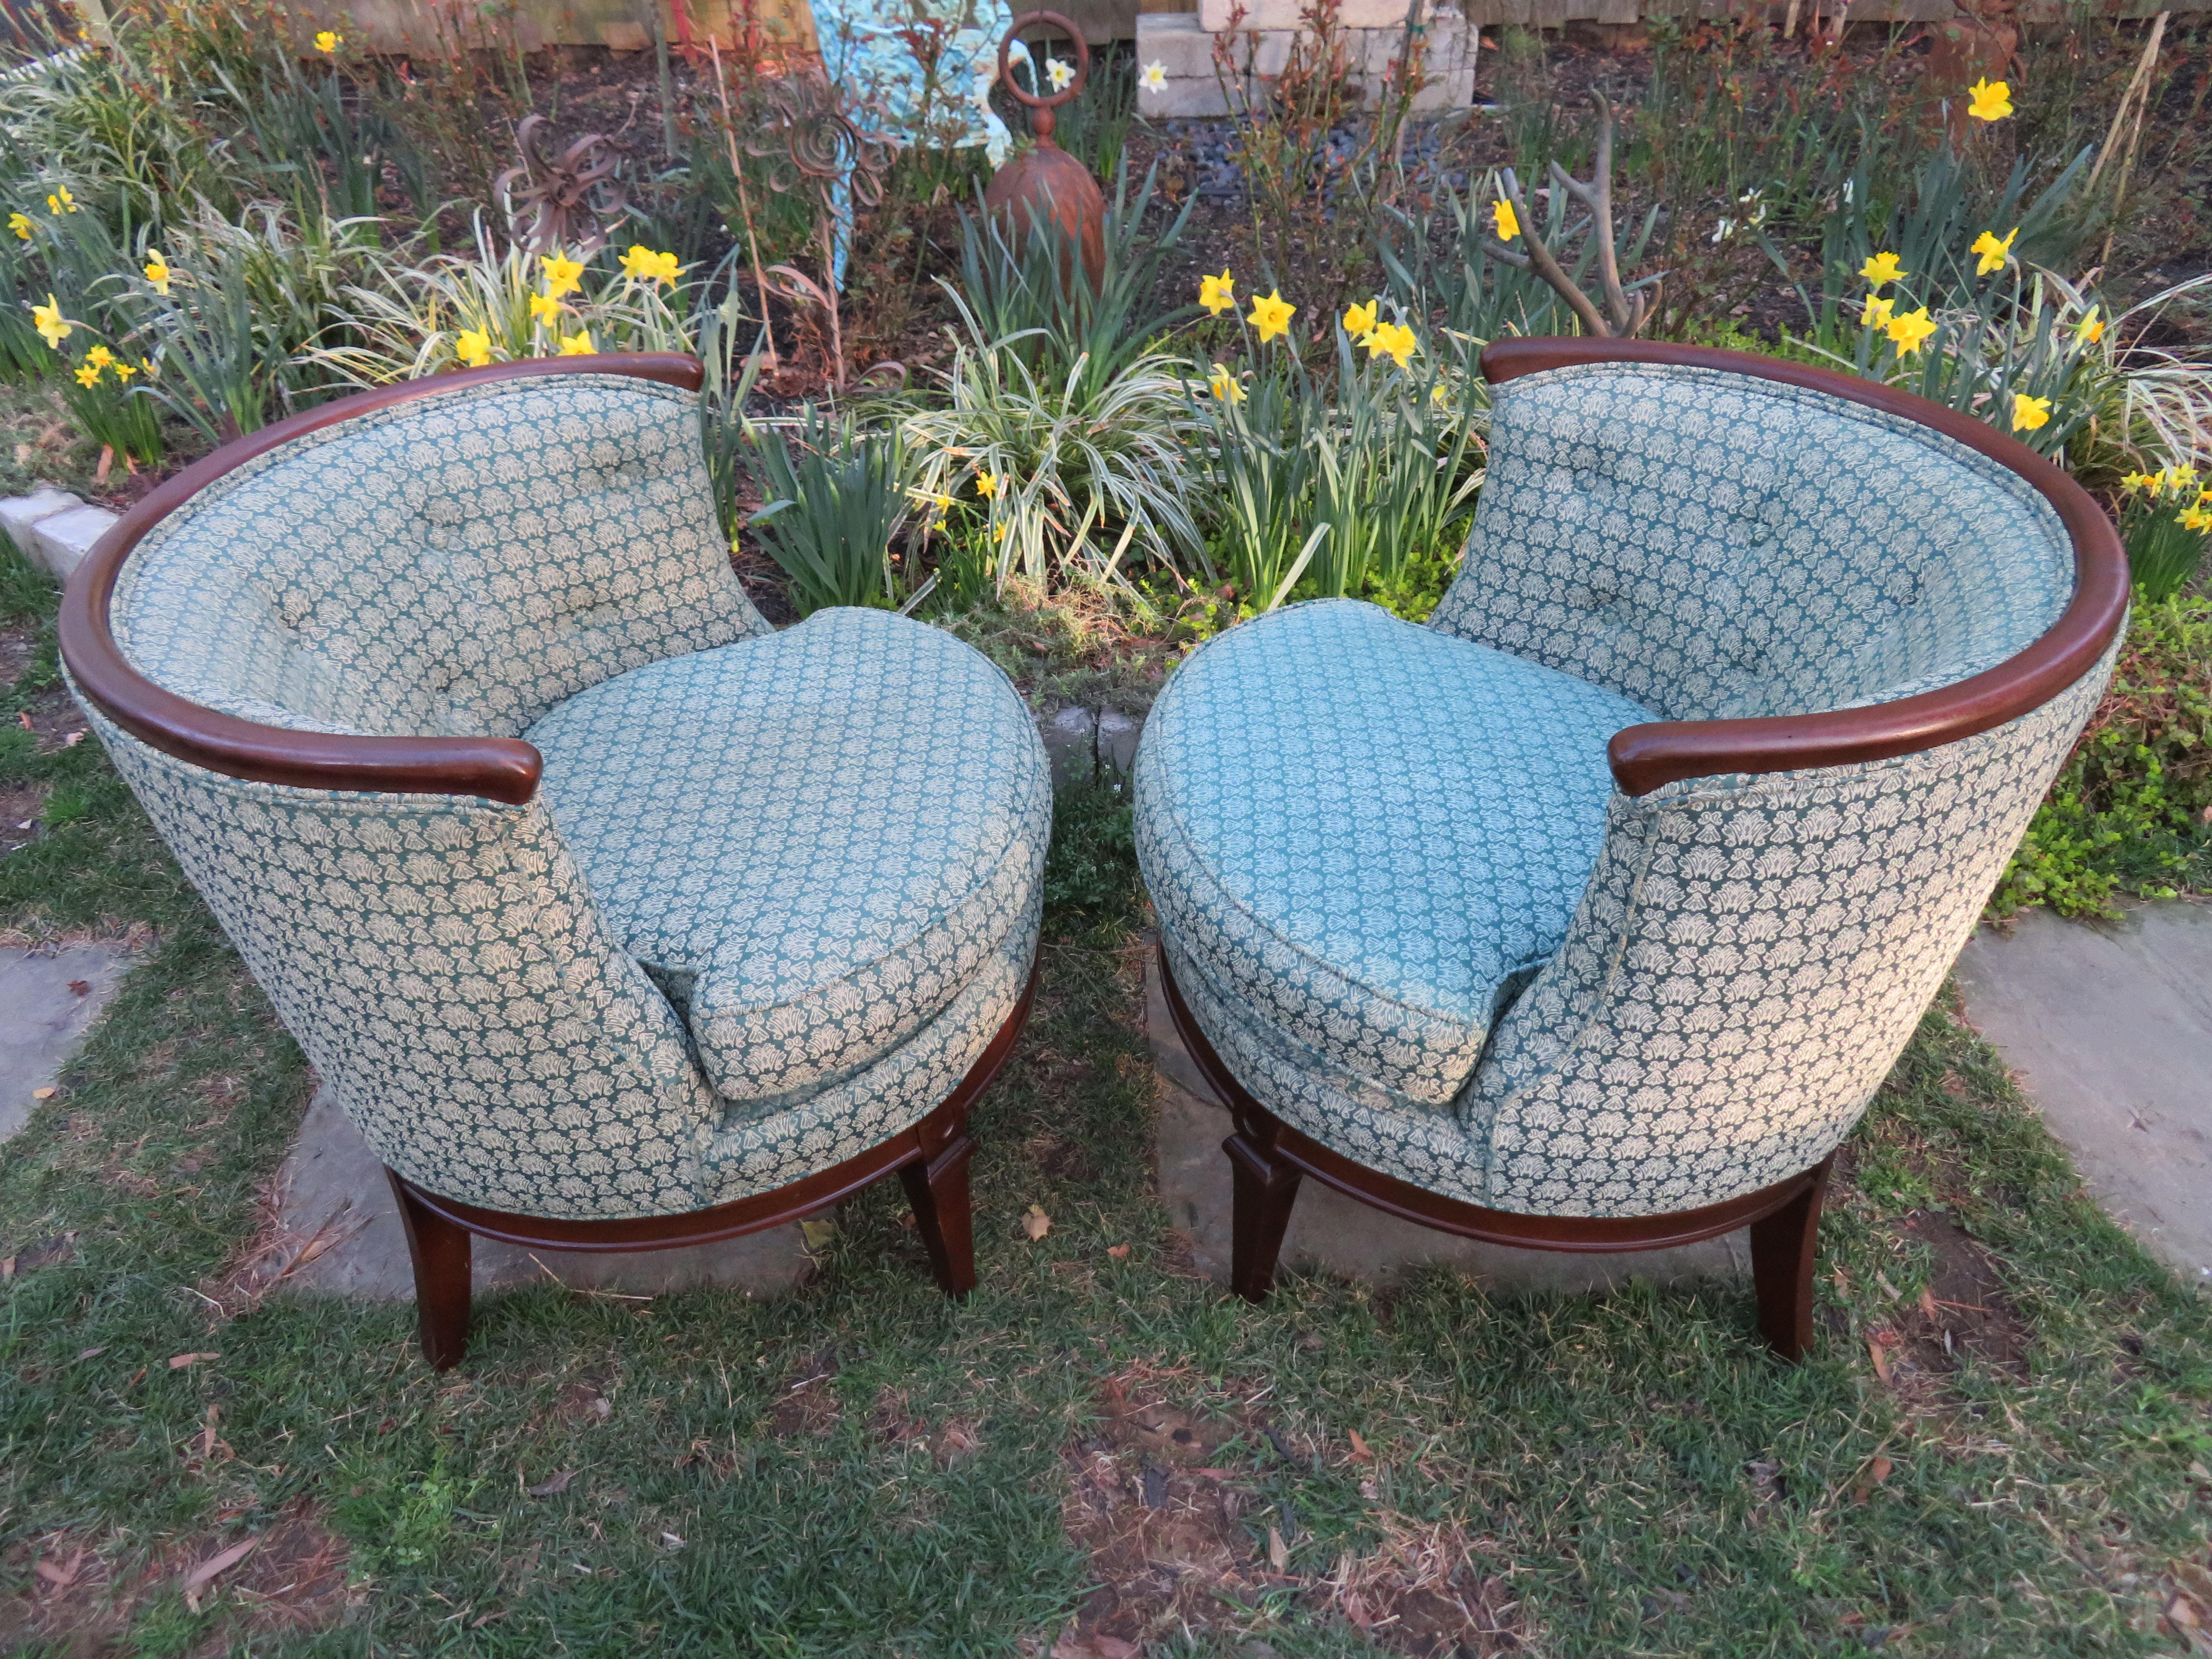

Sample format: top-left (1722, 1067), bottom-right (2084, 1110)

top-left (1, 3), bottom-right (2210, 1651)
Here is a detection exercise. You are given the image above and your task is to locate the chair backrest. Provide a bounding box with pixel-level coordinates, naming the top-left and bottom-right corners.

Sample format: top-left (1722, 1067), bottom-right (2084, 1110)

top-left (110, 372), bottom-right (766, 738)
top-left (1430, 359), bottom-right (2078, 722)
top-left (65, 366), bottom-right (757, 1221)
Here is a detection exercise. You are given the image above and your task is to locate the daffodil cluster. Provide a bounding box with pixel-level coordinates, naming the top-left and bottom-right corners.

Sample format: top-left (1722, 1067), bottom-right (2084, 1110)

top-left (2122, 465), bottom-right (2212, 533)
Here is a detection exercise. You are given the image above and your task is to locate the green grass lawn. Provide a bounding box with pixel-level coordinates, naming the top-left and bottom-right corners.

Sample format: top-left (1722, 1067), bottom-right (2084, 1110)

top-left (3, 518), bottom-right (2210, 1658)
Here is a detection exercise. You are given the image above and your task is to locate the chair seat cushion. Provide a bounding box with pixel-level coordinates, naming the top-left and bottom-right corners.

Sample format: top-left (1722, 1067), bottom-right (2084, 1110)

top-left (527, 608), bottom-right (1050, 1106)
top-left (1134, 599), bottom-right (1648, 1109)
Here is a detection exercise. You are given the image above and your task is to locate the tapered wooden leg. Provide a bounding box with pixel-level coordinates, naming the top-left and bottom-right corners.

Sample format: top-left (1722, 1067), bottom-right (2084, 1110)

top-left (386, 1169), bottom-right (473, 1371)
top-left (899, 1130), bottom-right (978, 1297)
top-left (1748, 1156), bottom-right (1833, 1362)
top-left (1225, 1121), bottom-right (1303, 1303)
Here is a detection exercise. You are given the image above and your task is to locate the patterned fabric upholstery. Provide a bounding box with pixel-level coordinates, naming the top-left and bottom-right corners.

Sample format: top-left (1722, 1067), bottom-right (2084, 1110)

top-left (1135, 599), bottom-right (1648, 1109)
top-left (77, 373), bottom-right (1046, 1221)
top-left (1429, 362), bottom-right (2076, 720)
top-left (528, 608), bottom-right (1050, 1106)
top-left (1138, 361), bottom-right (2115, 1218)
top-left (113, 374), bottom-right (770, 739)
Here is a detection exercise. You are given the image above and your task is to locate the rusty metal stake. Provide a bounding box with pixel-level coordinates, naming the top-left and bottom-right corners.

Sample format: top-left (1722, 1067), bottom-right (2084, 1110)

top-left (981, 10), bottom-right (1106, 292)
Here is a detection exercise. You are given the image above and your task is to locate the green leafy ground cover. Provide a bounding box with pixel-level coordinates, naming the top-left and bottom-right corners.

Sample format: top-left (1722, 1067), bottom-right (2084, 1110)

top-left (3, 515), bottom-right (2211, 1655)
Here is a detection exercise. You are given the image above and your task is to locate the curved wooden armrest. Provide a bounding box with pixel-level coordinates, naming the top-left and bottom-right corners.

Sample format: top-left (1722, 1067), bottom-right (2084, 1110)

top-left (1479, 338), bottom-right (2130, 797)
top-left (58, 353), bottom-right (707, 806)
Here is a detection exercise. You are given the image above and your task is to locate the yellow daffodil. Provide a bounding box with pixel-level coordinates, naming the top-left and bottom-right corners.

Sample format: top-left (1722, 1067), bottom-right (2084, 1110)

top-left (1860, 293), bottom-right (1895, 329)
top-left (541, 252), bottom-right (585, 299)
top-left (1970, 226), bottom-right (2018, 277)
top-left (620, 244), bottom-right (681, 286)
top-left (46, 185), bottom-right (76, 215)
top-left (1199, 269), bottom-right (1234, 317)
top-left (73, 362), bottom-right (99, 388)
top-left (1342, 300), bottom-right (1377, 342)
top-left (1139, 60), bottom-right (1166, 95)
top-left (7, 212), bottom-right (29, 240)
top-left (2075, 306), bottom-right (2104, 346)
top-left (976, 470), bottom-right (999, 499)
top-left (1491, 197), bottom-right (1519, 242)
top-left (113, 360), bottom-right (135, 381)
top-left (2163, 465), bottom-right (2200, 491)
top-left (528, 291), bottom-right (564, 326)
top-left (994, 520), bottom-right (1010, 541)
top-left (1246, 289), bottom-right (1295, 344)
top-left (138, 356), bottom-right (157, 379)
top-left (85, 344), bottom-right (114, 369)
top-left (31, 294), bottom-right (70, 349)
top-left (2119, 471), bottom-right (2159, 490)
top-left (143, 252), bottom-right (171, 294)
top-left (558, 328), bottom-right (595, 356)
top-left (454, 327), bottom-right (492, 367)
top-left (1367, 321), bottom-right (1417, 370)
top-left (2180, 506), bottom-right (2212, 533)
top-left (1207, 363), bottom-right (1245, 404)
top-left (1966, 78), bottom-right (2013, 122)
top-left (1860, 250), bottom-right (1906, 288)
top-left (2010, 393), bottom-right (2052, 433)
top-left (314, 29), bottom-right (341, 51)
top-left (1885, 306), bottom-right (1936, 356)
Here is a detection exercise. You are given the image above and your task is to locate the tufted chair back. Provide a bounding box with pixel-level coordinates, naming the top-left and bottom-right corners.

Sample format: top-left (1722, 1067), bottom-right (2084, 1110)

top-left (63, 363), bottom-right (765, 1221)
top-left (1430, 361), bottom-right (2079, 722)
top-left (110, 373), bottom-right (767, 738)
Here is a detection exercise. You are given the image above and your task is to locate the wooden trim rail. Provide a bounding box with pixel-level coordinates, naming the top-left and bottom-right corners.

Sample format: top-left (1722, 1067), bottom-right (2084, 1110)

top-left (57, 353), bottom-right (706, 807)
top-left (1480, 338), bottom-right (2130, 796)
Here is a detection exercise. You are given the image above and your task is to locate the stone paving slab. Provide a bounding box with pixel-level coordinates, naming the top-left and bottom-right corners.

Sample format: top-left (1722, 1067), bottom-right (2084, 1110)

top-left (1954, 902), bottom-right (2212, 1287)
top-left (1144, 947), bottom-right (1747, 1292)
top-left (271, 1089), bottom-right (813, 1301)
top-left (1, 942), bottom-right (135, 1145)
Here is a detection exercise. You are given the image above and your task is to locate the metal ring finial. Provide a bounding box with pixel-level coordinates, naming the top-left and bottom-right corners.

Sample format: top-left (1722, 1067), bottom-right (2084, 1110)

top-left (997, 10), bottom-right (1090, 112)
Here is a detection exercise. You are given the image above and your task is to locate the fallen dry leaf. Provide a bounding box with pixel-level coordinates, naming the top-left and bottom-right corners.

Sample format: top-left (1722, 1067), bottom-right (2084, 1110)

top-left (181, 1535), bottom-right (258, 1611)
top-left (1869, 1455), bottom-right (1893, 1484)
top-left (1344, 1590), bottom-right (1375, 1628)
top-left (1021, 1204), bottom-right (1051, 1241)
top-left (1347, 1428), bottom-right (1373, 1461)
top-left (32, 1087), bottom-right (55, 1100)
top-left (799, 1217), bottom-right (836, 1251)
top-left (16, 712), bottom-right (29, 731)
top-left (1267, 1525), bottom-right (1289, 1572)
top-left (169, 1351), bottom-right (218, 1370)
top-left (67, 980), bottom-right (90, 996)
top-left (34, 1549), bottom-right (84, 1590)
top-left (525, 1468), bottom-right (576, 1497)
top-left (1918, 1287), bottom-right (1939, 1320)
top-left (61, 730), bottom-right (84, 747)
top-left (660, 1531), bottom-right (684, 1549)
top-left (1868, 1338), bottom-right (1894, 1385)
top-left (1106, 1243), bottom-right (1129, 1259)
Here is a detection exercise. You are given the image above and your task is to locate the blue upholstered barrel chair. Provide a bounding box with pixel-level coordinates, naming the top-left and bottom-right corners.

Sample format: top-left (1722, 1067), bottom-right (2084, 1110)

top-left (60, 355), bottom-right (1050, 1369)
top-left (1135, 339), bottom-right (2128, 1358)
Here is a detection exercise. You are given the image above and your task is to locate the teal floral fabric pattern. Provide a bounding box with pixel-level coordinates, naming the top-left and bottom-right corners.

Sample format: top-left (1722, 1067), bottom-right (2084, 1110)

top-left (78, 375), bottom-right (1047, 1220)
top-left (1468, 654), bottom-right (2113, 1215)
top-left (528, 608), bottom-right (1050, 1106)
top-left (112, 374), bottom-right (770, 740)
top-left (1138, 363), bottom-right (2115, 1218)
top-left (1135, 599), bottom-right (1648, 1110)
top-left (1430, 363), bottom-right (2076, 722)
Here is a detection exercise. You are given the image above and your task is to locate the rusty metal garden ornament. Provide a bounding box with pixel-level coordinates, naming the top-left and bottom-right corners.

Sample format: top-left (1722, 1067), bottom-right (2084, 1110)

top-left (494, 115), bottom-right (628, 256)
top-left (745, 70), bottom-right (896, 387)
top-left (982, 12), bottom-right (1105, 291)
